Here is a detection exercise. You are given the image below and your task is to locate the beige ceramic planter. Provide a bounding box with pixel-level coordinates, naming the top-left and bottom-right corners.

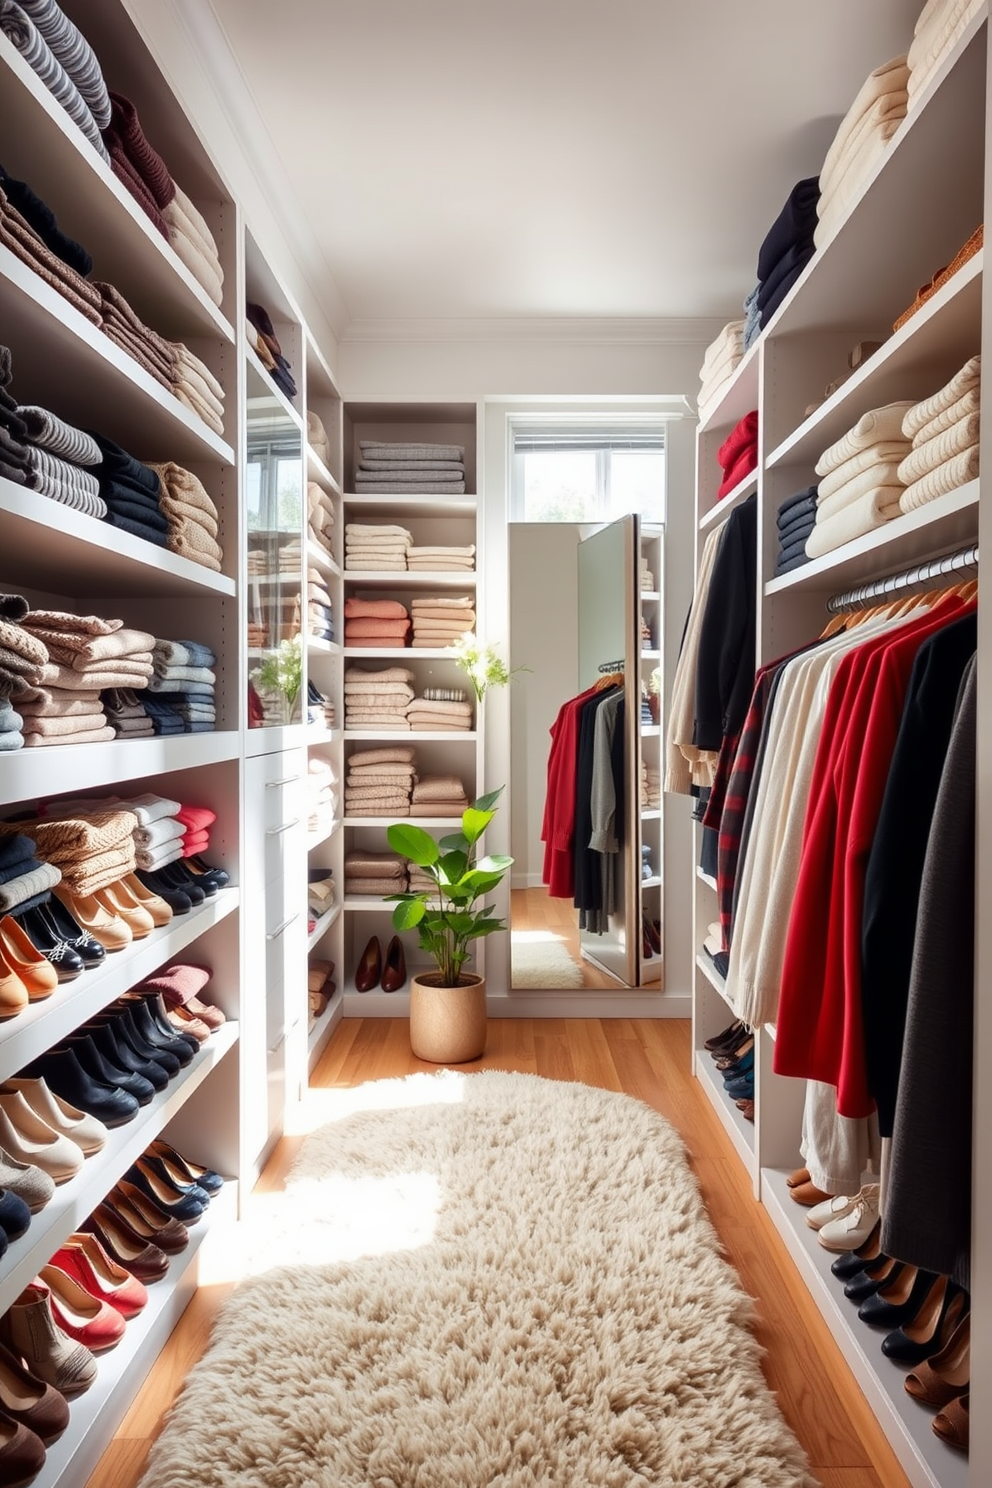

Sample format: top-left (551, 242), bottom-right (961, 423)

top-left (409, 973), bottom-right (486, 1063)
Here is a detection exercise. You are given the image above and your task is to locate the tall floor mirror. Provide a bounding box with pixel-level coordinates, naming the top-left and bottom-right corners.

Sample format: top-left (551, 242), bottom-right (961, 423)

top-left (508, 515), bottom-right (664, 990)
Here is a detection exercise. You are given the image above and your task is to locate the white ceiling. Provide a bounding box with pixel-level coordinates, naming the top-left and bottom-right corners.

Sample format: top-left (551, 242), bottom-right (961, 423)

top-left (197, 0), bottom-right (922, 333)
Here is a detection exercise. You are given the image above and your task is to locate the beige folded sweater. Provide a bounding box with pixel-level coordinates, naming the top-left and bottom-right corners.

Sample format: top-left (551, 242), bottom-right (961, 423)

top-left (348, 746), bottom-right (416, 768)
top-left (816, 440), bottom-right (912, 500)
top-left (897, 411), bottom-right (981, 485)
top-left (899, 444), bottom-right (981, 512)
top-left (818, 56), bottom-right (910, 201)
top-left (815, 402), bottom-right (916, 474)
top-left (806, 487), bottom-right (902, 559)
top-left (902, 356), bottom-right (981, 438)
top-left (909, 383), bottom-right (980, 446)
top-left (816, 461), bottom-right (904, 522)
top-left (907, 0), bottom-right (984, 101)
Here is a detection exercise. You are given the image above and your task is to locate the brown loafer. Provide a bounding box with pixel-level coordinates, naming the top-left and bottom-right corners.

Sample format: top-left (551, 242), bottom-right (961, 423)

top-left (789, 1180), bottom-right (834, 1207)
top-left (0, 1408), bottom-right (46, 1484)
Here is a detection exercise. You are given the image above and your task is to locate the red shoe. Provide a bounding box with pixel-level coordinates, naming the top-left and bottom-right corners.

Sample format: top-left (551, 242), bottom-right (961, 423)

top-left (37, 1266), bottom-right (126, 1352)
top-left (50, 1234), bottom-right (148, 1320)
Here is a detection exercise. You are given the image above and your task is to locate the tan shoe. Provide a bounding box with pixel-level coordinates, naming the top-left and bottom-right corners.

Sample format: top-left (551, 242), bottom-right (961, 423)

top-left (0, 1078), bottom-right (108, 1157)
top-left (0, 1096), bottom-right (84, 1185)
top-left (119, 874), bottom-right (173, 928)
top-left (0, 943), bottom-right (27, 1020)
top-left (92, 883), bottom-right (154, 940)
top-left (51, 887), bottom-right (131, 952)
top-left (0, 919), bottom-right (57, 1002)
top-left (166, 1005), bottom-right (211, 1043)
top-left (0, 1284), bottom-right (97, 1398)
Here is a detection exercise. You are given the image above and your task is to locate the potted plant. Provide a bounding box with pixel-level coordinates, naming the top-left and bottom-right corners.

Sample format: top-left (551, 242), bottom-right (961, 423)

top-left (385, 787), bottom-right (512, 1063)
top-left (251, 634), bottom-right (303, 724)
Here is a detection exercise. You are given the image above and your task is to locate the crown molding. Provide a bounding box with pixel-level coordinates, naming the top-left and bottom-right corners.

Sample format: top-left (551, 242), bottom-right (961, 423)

top-left (340, 316), bottom-right (729, 346)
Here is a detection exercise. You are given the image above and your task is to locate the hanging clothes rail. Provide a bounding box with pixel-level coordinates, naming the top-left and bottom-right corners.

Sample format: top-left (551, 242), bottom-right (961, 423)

top-left (825, 544), bottom-right (979, 613)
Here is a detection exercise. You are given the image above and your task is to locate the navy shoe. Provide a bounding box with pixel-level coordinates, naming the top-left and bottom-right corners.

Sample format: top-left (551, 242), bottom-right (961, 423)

top-left (23, 1046), bottom-right (139, 1128)
top-left (68, 1032), bottom-right (156, 1106)
top-left (104, 1006), bottom-right (181, 1077)
top-left (148, 1138), bottom-right (224, 1196)
top-left (0, 1187), bottom-right (31, 1241)
top-left (186, 857), bottom-right (230, 890)
top-left (39, 895), bottom-right (106, 968)
top-left (139, 1153), bottom-right (210, 1208)
top-left (124, 1159), bottom-right (205, 1223)
top-left (858, 1267), bottom-right (939, 1328)
top-left (723, 1073), bottom-right (754, 1100)
top-left (135, 869), bottom-right (195, 913)
top-left (122, 995), bottom-right (197, 1064)
top-left (160, 862), bottom-right (216, 899)
top-left (87, 1021), bottom-right (169, 1092)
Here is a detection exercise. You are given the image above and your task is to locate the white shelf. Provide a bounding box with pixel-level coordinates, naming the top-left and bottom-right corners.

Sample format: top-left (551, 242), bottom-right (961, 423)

top-left (697, 339), bottom-right (761, 437)
top-left (245, 342), bottom-right (303, 430)
top-left (697, 868), bottom-right (718, 892)
top-left (28, 1179), bottom-right (237, 1488)
top-left (640, 876), bottom-right (662, 890)
top-left (307, 985), bottom-right (343, 1070)
top-left (699, 470), bottom-right (758, 533)
top-left (342, 980), bottom-right (413, 1017)
top-left (0, 1022), bottom-right (239, 1317)
top-left (641, 808), bottom-right (661, 821)
top-left (344, 816), bottom-right (465, 829)
top-left (0, 889), bottom-right (239, 1083)
top-left (693, 1049), bottom-right (756, 1173)
top-left (342, 647), bottom-right (454, 659)
top-left (0, 480), bottom-right (235, 598)
top-left (0, 245), bottom-right (233, 466)
top-left (640, 648), bottom-right (661, 661)
top-left (307, 902), bottom-right (341, 950)
top-left (640, 724), bottom-right (661, 737)
top-left (306, 727), bottom-right (340, 746)
top-left (306, 541), bottom-right (341, 579)
top-left (307, 637), bottom-right (340, 655)
top-left (765, 481), bottom-right (979, 595)
top-left (0, 731), bottom-right (239, 800)
top-left (640, 590), bottom-right (661, 602)
top-left (244, 724), bottom-right (309, 757)
top-left (0, 35), bottom-right (234, 346)
top-left (306, 446), bottom-right (342, 495)
top-left (343, 730), bottom-right (477, 742)
top-left (343, 493), bottom-right (477, 517)
top-left (695, 952), bottom-right (735, 1016)
top-left (761, 1168), bottom-right (969, 1488)
top-left (343, 571), bottom-right (477, 587)
top-left (307, 818), bottom-right (341, 850)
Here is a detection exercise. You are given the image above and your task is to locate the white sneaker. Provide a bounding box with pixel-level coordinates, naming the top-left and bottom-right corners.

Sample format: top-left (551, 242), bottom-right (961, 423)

top-left (817, 1185), bottom-right (880, 1252)
top-left (805, 1190), bottom-right (860, 1232)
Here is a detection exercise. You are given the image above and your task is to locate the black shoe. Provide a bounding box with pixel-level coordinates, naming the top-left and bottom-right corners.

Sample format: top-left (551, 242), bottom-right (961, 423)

top-left (122, 995), bottom-right (197, 1064)
top-left (135, 868), bottom-right (195, 913)
top-left (161, 862), bottom-right (217, 898)
top-left (704, 1020), bottom-right (747, 1054)
top-left (103, 1005), bottom-right (181, 1077)
top-left (881, 1280), bottom-right (968, 1364)
top-left (186, 857), bottom-right (230, 890)
top-left (42, 895), bottom-right (106, 968)
top-left (0, 1187), bottom-right (31, 1241)
top-left (859, 1267), bottom-right (940, 1329)
top-left (22, 1046), bottom-right (139, 1127)
top-left (124, 1159), bottom-right (205, 1223)
top-left (14, 905), bottom-right (85, 981)
top-left (86, 1020), bottom-right (169, 1092)
top-left (844, 1255), bottom-right (903, 1303)
top-left (138, 1153), bottom-right (210, 1209)
top-left (67, 1032), bottom-right (156, 1106)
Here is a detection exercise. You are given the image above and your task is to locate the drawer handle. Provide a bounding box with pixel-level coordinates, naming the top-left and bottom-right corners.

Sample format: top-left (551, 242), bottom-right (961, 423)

top-left (265, 775), bottom-right (299, 788)
top-left (266, 911), bottom-right (300, 941)
top-left (266, 817), bottom-right (301, 836)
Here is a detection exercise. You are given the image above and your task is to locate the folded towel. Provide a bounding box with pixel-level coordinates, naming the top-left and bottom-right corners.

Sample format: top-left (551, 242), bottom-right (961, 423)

top-left (347, 746), bottom-right (416, 768)
top-left (899, 444), bottom-right (980, 512)
top-left (354, 480), bottom-right (466, 494)
top-left (359, 441), bottom-right (465, 461)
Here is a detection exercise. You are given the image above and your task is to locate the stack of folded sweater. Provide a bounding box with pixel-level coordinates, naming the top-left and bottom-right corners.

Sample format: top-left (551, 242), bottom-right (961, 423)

top-left (307, 568), bottom-right (335, 642)
top-left (176, 804), bottom-right (215, 862)
top-left (409, 595), bottom-right (475, 649)
top-left (644, 766), bottom-right (661, 811)
top-left (406, 693), bottom-right (475, 732)
top-left (343, 597), bottom-right (410, 649)
top-left (755, 176), bottom-right (820, 330)
top-left (0, 178), bottom-right (102, 325)
top-left (406, 543), bottom-right (476, 572)
top-left (775, 485), bottom-right (818, 575)
top-left (101, 687), bottom-right (153, 739)
top-left (307, 756), bottom-right (337, 836)
top-left (343, 665), bottom-right (414, 730)
top-left (147, 461), bottom-right (224, 572)
top-left (307, 481), bottom-right (335, 559)
top-left (246, 546), bottom-right (267, 578)
top-left (344, 746), bottom-right (417, 818)
top-left (0, 160), bottom-right (91, 272)
top-left (146, 638), bottom-right (217, 733)
top-left (41, 792), bottom-right (184, 875)
top-left (355, 440), bottom-right (466, 495)
top-left (815, 56), bottom-right (910, 247)
top-left (0, 829), bottom-right (60, 915)
top-left (410, 776), bottom-right (469, 818)
top-left (16, 402), bottom-right (105, 517)
top-left (907, 0), bottom-right (984, 108)
top-left (101, 91), bottom-right (224, 307)
top-left (807, 401), bottom-right (914, 559)
top-left (345, 523), bottom-right (412, 571)
top-left (715, 412), bottom-right (759, 500)
top-left (0, 699), bottom-right (23, 751)
top-left (170, 343), bottom-right (225, 437)
top-left (17, 610), bottom-right (154, 746)
top-left (640, 555), bottom-right (655, 591)
top-left (698, 320), bottom-right (746, 416)
top-left (0, 592), bottom-right (48, 702)
top-left (3, 808), bottom-right (137, 896)
top-left (307, 412), bottom-right (331, 467)
top-left (0, 346), bottom-right (31, 488)
top-left (279, 538), bottom-right (302, 576)
top-left (0, 0), bottom-right (111, 165)
top-left (89, 431), bottom-right (168, 546)
top-left (898, 356), bottom-right (981, 512)
top-left (343, 849), bottom-right (408, 898)
top-left (246, 302), bottom-right (296, 400)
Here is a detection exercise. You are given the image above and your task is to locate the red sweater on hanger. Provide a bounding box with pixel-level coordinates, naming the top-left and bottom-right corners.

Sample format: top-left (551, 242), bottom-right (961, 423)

top-left (774, 599), bottom-right (969, 1115)
top-left (541, 683), bottom-right (601, 898)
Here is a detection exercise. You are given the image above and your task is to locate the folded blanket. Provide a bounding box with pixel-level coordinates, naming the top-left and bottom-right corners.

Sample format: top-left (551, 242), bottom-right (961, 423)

top-left (818, 56), bottom-right (910, 202)
top-left (815, 402), bottom-right (916, 474)
top-left (355, 466), bottom-right (465, 482)
top-left (347, 745), bottom-right (416, 767)
top-left (344, 851), bottom-right (406, 876)
top-left (0, 0), bottom-right (110, 162)
top-left (816, 440), bottom-right (912, 501)
top-left (345, 877), bottom-right (410, 895)
top-left (165, 211), bottom-right (223, 307)
top-left (343, 598), bottom-right (409, 619)
top-left (899, 444), bottom-right (980, 511)
top-left (902, 356), bottom-right (981, 439)
top-left (406, 546), bottom-right (476, 560)
top-left (345, 523), bottom-right (413, 541)
top-left (409, 594), bottom-right (475, 609)
top-left (806, 487), bottom-right (903, 559)
top-left (359, 441), bottom-right (465, 461)
top-left (411, 775), bottom-right (468, 802)
top-left (354, 480), bottom-right (466, 494)
top-left (699, 320), bottom-right (745, 377)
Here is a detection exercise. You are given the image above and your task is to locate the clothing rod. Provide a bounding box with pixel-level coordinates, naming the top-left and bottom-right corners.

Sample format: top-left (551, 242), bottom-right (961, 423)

top-left (598, 658), bottom-right (625, 673)
top-left (825, 544), bottom-right (979, 613)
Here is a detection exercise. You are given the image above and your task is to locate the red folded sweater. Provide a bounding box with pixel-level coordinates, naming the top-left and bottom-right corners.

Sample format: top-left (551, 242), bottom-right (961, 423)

top-left (176, 805), bottom-right (216, 835)
top-left (716, 410), bottom-right (759, 499)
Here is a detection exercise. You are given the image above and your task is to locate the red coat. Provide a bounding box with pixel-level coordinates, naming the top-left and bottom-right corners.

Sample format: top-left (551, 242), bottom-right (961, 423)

top-left (541, 684), bottom-right (600, 898)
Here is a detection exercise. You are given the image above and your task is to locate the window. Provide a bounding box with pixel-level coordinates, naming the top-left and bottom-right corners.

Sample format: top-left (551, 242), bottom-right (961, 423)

top-left (510, 420), bottom-right (666, 523)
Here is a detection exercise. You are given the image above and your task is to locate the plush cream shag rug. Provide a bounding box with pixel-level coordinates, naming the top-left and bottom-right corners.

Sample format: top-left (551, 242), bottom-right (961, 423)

top-left (510, 937), bottom-right (586, 988)
top-left (140, 1071), bottom-right (816, 1488)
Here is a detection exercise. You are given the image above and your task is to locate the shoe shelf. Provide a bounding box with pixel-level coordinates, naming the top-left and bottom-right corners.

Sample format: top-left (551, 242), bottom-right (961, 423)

top-left (306, 446), bottom-right (341, 497)
top-left (764, 481), bottom-right (979, 598)
top-left (693, 1048), bottom-right (756, 1173)
top-left (307, 986), bottom-right (343, 1071)
top-left (0, 890), bottom-right (239, 1085)
top-left (0, 480), bottom-right (236, 600)
top-left (695, 953), bottom-right (735, 1018)
top-left (0, 247), bottom-right (233, 467)
top-left (30, 1177), bottom-right (237, 1488)
top-left (0, 733), bottom-right (240, 802)
top-left (0, 1022), bottom-right (238, 1319)
top-left (699, 470), bottom-right (758, 534)
top-left (760, 1166), bottom-right (968, 1488)
top-left (0, 38), bottom-right (234, 348)
top-left (307, 902), bottom-right (340, 951)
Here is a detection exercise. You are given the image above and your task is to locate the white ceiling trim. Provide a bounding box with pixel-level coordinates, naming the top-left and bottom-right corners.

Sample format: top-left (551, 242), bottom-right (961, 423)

top-left (341, 316), bottom-right (728, 346)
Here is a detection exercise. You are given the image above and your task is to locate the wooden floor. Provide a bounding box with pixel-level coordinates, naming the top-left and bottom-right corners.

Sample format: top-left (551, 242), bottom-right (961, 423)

top-left (90, 1018), bottom-right (912, 1488)
top-left (511, 885), bottom-right (628, 989)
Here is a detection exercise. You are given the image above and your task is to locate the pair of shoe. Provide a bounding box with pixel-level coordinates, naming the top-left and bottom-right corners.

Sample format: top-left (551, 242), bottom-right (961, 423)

top-left (705, 1019), bottom-right (750, 1056)
top-left (355, 936), bottom-right (406, 993)
top-left (786, 1166), bottom-right (834, 1208)
top-left (642, 913), bottom-right (661, 959)
top-left (0, 1080), bottom-right (108, 1189)
top-left (52, 875), bottom-right (171, 953)
top-left (135, 858), bottom-right (228, 917)
top-left (806, 1185), bottom-right (880, 1253)
top-left (139, 964), bottom-right (225, 1033)
top-left (308, 960), bottom-right (336, 1024)
top-left (0, 1332), bottom-right (72, 1484)
top-left (905, 1310), bottom-right (970, 1415)
top-left (8, 897), bottom-right (108, 987)
top-left (0, 1278), bottom-right (97, 1400)
top-left (0, 916), bottom-right (60, 1017)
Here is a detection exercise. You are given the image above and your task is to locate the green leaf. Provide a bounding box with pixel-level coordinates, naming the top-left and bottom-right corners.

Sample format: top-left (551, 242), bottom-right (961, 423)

top-left (473, 787), bottom-right (504, 812)
top-left (392, 899), bottom-right (425, 930)
top-left (387, 823), bottom-right (439, 867)
top-left (461, 807), bottom-right (493, 845)
top-left (474, 854), bottom-right (513, 875)
top-left (438, 850), bottom-right (468, 885)
top-left (438, 832), bottom-right (469, 854)
top-left (460, 869), bottom-right (504, 895)
top-left (445, 912), bottom-right (476, 935)
top-left (470, 918), bottom-right (505, 937)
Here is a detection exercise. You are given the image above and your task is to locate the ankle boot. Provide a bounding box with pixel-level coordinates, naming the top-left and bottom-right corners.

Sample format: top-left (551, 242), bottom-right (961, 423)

top-left (0, 1284), bottom-right (97, 1397)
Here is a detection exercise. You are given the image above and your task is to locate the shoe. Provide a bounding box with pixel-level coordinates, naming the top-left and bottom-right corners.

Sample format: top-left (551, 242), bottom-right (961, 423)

top-left (106, 1181), bottom-right (190, 1253)
top-left (143, 964), bottom-right (225, 1030)
top-left (722, 1073), bottom-right (753, 1100)
top-left (38, 1266), bottom-right (125, 1353)
top-left (704, 1019), bottom-right (744, 1053)
top-left (354, 936), bottom-right (382, 992)
top-left (0, 943), bottom-right (27, 1019)
top-left (98, 1006), bottom-right (181, 1077)
top-left (139, 866), bottom-right (205, 907)
top-left (133, 869), bottom-right (192, 916)
top-left (37, 897), bottom-right (105, 968)
top-left (787, 1166), bottom-right (810, 1189)
top-left (0, 1409), bottom-right (46, 1484)
top-left (119, 874), bottom-right (174, 926)
top-left (67, 1032), bottom-right (156, 1106)
top-left (807, 1191), bottom-right (860, 1231)
top-left (0, 1150), bottom-right (55, 1216)
top-left (158, 863), bottom-right (214, 900)
top-left (932, 1393), bottom-right (969, 1452)
top-left (49, 1235), bottom-right (147, 1321)
top-left (830, 1221), bottom-right (884, 1281)
top-left (0, 1189), bottom-right (31, 1242)
top-left (0, 918), bottom-right (58, 1001)
top-left (881, 1277), bottom-right (968, 1365)
top-left (736, 1098), bottom-right (755, 1121)
top-left (714, 1036), bottom-right (754, 1071)
top-left (789, 1180), bottom-right (834, 1207)
top-left (147, 1139), bottom-right (224, 1196)
top-left (0, 1341), bottom-right (69, 1444)
top-left (0, 1079), bottom-right (106, 1158)
top-left (858, 1266), bottom-right (939, 1328)
top-left (844, 1253), bottom-right (903, 1304)
top-left (0, 1096), bottom-right (84, 1186)
top-left (905, 1311), bottom-right (970, 1408)
top-left (0, 1283), bottom-right (97, 1397)
top-left (380, 936), bottom-right (407, 992)
top-left (719, 1045), bottom-right (754, 1078)
top-left (135, 1154), bottom-right (210, 1209)
top-left (817, 1186), bottom-right (880, 1252)
top-left (165, 1005), bottom-right (211, 1043)
top-left (51, 886), bottom-right (131, 951)
top-left (92, 882), bottom-right (155, 939)
top-left (79, 1207), bottom-right (170, 1283)
top-left (119, 995), bottom-right (196, 1064)
top-left (185, 856), bottom-right (230, 889)
top-left (85, 1022), bottom-right (169, 1092)
top-left (22, 1048), bottom-right (138, 1129)
top-left (123, 1158), bottom-right (206, 1223)
top-left (14, 906), bottom-right (85, 981)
